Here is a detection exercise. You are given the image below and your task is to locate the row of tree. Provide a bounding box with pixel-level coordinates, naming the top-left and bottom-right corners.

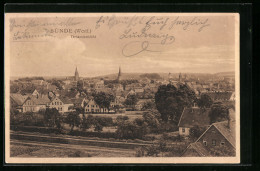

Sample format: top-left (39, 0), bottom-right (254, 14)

top-left (155, 84), bottom-right (232, 124)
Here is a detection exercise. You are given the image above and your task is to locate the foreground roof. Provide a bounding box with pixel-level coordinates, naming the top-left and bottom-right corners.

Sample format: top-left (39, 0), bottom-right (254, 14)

top-left (178, 107), bottom-right (211, 128)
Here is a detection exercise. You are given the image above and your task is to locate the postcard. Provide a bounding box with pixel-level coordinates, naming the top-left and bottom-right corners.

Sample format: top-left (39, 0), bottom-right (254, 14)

top-left (5, 13), bottom-right (240, 163)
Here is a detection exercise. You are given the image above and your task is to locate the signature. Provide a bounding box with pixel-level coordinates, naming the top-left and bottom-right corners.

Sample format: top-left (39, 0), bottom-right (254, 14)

top-left (119, 29), bottom-right (175, 45)
top-left (122, 39), bottom-right (174, 57)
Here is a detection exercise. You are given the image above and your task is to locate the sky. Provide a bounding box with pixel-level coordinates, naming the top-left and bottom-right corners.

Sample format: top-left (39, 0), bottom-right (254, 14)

top-left (8, 13), bottom-right (238, 77)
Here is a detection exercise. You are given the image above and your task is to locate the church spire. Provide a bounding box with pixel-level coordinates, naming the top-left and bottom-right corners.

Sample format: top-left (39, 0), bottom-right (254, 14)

top-left (117, 66), bottom-right (121, 82)
top-left (118, 66), bottom-right (121, 76)
top-left (74, 66), bottom-right (79, 81)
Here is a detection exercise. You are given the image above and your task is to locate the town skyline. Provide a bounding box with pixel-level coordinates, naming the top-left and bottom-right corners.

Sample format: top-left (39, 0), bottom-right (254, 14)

top-left (10, 68), bottom-right (235, 79)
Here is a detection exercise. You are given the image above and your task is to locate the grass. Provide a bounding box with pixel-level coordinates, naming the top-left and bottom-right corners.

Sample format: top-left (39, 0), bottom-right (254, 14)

top-left (10, 144), bottom-right (135, 157)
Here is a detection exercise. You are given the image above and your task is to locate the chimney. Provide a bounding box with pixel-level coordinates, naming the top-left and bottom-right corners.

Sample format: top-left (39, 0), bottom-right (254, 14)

top-left (227, 118), bottom-right (231, 129)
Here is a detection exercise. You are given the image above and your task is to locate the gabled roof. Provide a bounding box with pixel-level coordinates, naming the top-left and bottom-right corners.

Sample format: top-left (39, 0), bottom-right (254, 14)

top-left (10, 93), bottom-right (28, 106)
top-left (24, 95), bottom-right (50, 105)
top-left (183, 142), bottom-right (211, 157)
top-left (213, 120), bottom-right (236, 148)
top-left (58, 97), bottom-right (73, 104)
top-left (178, 107), bottom-right (211, 128)
top-left (195, 119), bottom-right (236, 149)
top-left (204, 92), bottom-right (233, 101)
top-left (70, 97), bottom-right (86, 104)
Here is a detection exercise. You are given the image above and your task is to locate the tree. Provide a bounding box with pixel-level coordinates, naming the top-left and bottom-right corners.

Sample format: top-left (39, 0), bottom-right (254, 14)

top-left (141, 101), bottom-right (156, 111)
top-left (197, 94), bottom-right (213, 108)
top-left (116, 117), bottom-right (148, 139)
top-left (94, 92), bottom-right (114, 113)
top-left (77, 80), bottom-right (84, 91)
top-left (124, 94), bottom-right (138, 110)
top-left (51, 79), bottom-right (63, 90)
top-left (155, 84), bottom-right (196, 123)
top-left (65, 112), bottom-right (81, 133)
top-left (116, 115), bottom-right (129, 124)
top-left (44, 108), bottom-right (62, 129)
top-left (143, 111), bottom-right (160, 132)
top-left (209, 102), bottom-right (229, 124)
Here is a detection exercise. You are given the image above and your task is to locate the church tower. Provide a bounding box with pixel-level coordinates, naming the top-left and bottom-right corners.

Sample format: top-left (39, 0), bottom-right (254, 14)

top-left (179, 73), bottom-right (182, 82)
top-left (117, 66), bottom-right (122, 82)
top-left (74, 66), bottom-right (79, 81)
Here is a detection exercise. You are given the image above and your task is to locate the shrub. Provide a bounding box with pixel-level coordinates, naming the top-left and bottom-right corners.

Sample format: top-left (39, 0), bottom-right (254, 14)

top-left (116, 115), bottom-right (129, 124)
top-left (116, 119), bottom-right (148, 139)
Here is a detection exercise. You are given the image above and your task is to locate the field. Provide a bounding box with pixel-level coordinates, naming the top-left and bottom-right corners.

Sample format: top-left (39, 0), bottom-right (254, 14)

top-left (10, 140), bottom-right (136, 157)
top-left (86, 110), bottom-right (144, 122)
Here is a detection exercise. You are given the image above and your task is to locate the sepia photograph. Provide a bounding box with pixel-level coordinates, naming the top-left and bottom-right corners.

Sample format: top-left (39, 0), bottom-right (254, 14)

top-left (4, 13), bottom-right (240, 163)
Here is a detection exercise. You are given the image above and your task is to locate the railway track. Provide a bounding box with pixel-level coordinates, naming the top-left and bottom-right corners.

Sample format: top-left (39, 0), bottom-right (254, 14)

top-left (10, 131), bottom-right (153, 150)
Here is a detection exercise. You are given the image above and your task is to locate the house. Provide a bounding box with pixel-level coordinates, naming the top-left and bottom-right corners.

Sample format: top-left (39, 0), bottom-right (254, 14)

top-left (48, 96), bottom-right (74, 113)
top-left (10, 93), bottom-right (28, 112)
top-left (178, 107), bottom-right (211, 136)
top-left (94, 80), bottom-right (105, 89)
top-left (70, 97), bottom-right (88, 108)
top-left (31, 79), bottom-right (45, 86)
top-left (84, 98), bottom-right (112, 114)
top-left (22, 95), bottom-right (50, 113)
top-left (204, 92), bottom-right (233, 101)
top-left (181, 120), bottom-right (236, 157)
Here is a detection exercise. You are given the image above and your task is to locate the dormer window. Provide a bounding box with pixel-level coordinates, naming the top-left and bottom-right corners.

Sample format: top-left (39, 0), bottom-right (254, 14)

top-left (220, 141), bottom-right (225, 146)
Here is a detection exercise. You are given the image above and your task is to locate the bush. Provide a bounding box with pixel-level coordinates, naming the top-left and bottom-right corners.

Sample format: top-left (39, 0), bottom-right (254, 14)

top-left (95, 116), bottom-right (113, 127)
top-left (116, 119), bottom-right (148, 139)
top-left (116, 115), bottom-right (129, 124)
top-left (10, 112), bottom-right (45, 127)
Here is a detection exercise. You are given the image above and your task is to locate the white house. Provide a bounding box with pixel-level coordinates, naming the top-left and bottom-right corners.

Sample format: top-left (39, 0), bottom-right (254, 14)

top-left (48, 96), bottom-right (74, 113)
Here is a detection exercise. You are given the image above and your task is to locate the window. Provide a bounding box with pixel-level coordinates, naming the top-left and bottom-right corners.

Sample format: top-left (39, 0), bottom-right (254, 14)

top-left (88, 105), bottom-right (89, 107)
top-left (220, 141), bottom-right (225, 146)
top-left (212, 139), bottom-right (216, 146)
top-left (52, 102), bottom-right (54, 105)
top-left (203, 140), bottom-right (207, 146)
top-left (96, 105), bottom-right (98, 107)
top-left (182, 128), bottom-right (185, 133)
top-left (60, 102), bottom-right (62, 105)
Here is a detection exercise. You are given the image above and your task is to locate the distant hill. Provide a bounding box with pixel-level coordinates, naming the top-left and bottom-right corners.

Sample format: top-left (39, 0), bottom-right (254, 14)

top-left (214, 71), bottom-right (235, 77)
top-left (11, 71), bottom-right (235, 81)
